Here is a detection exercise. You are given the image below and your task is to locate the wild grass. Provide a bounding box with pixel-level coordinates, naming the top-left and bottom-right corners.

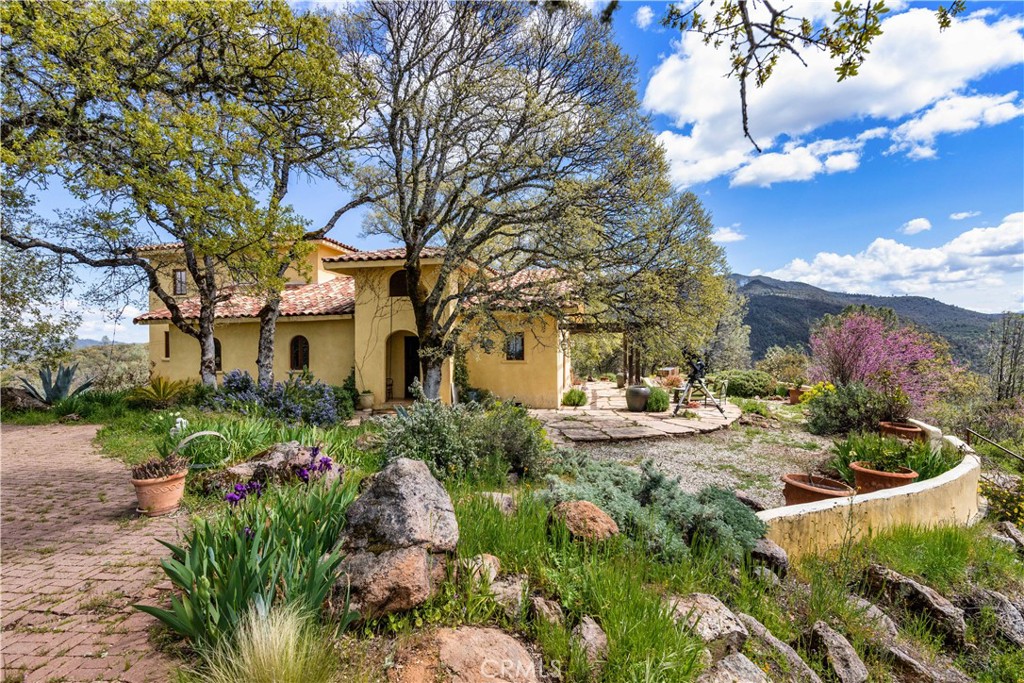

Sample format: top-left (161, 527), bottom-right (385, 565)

top-left (96, 409), bottom-right (379, 471)
top-left (177, 604), bottom-right (340, 683)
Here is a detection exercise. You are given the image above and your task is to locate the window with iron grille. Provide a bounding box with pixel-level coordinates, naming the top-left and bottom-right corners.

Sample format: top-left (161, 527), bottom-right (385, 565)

top-left (505, 333), bottom-right (525, 361)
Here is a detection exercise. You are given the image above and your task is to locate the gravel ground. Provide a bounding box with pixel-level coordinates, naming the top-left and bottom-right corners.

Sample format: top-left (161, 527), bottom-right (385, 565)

top-left (577, 408), bottom-right (836, 509)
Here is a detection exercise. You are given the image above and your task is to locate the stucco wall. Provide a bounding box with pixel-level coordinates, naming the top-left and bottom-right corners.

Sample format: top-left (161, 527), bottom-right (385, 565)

top-left (348, 266), bottom-right (453, 406)
top-left (758, 450), bottom-right (981, 560)
top-left (465, 316), bottom-right (563, 409)
top-left (148, 317), bottom-right (355, 386)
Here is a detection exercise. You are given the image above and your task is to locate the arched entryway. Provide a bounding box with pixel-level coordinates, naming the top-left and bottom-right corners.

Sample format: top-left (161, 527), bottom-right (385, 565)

top-left (385, 330), bottom-right (420, 401)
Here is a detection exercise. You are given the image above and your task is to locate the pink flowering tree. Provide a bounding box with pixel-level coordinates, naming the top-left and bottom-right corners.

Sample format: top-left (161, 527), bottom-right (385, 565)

top-left (809, 308), bottom-right (950, 408)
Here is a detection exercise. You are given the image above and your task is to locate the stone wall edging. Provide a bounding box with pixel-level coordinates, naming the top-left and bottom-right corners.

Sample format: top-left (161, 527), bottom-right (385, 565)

top-left (757, 434), bottom-right (981, 559)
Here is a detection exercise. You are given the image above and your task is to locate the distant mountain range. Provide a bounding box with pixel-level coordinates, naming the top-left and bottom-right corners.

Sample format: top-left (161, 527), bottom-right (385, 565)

top-left (74, 338), bottom-right (127, 349)
top-left (731, 274), bottom-right (1000, 369)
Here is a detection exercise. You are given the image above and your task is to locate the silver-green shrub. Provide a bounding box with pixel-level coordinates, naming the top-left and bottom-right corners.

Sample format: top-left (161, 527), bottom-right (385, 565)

top-left (544, 459), bottom-right (765, 561)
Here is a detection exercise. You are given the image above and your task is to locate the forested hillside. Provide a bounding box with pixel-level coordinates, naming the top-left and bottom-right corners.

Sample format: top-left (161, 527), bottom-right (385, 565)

top-left (733, 275), bottom-right (1000, 369)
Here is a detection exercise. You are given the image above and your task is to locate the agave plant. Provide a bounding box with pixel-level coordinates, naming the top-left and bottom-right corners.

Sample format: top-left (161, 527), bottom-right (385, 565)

top-left (19, 363), bottom-right (94, 405)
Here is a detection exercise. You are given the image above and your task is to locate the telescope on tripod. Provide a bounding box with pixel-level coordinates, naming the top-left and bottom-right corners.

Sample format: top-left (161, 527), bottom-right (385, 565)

top-left (672, 359), bottom-right (726, 417)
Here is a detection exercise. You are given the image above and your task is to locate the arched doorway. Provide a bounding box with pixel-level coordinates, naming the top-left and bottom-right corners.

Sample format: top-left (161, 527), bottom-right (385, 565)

top-left (385, 330), bottom-right (420, 400)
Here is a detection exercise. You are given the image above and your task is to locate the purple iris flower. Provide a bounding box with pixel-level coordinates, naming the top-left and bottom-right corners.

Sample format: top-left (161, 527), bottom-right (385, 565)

top-left (225, 492), bottom-right (243, 506)
top-left (243, 526), bottom-right (255, 540)
top-left (297, 467), bottom-right (310, 483)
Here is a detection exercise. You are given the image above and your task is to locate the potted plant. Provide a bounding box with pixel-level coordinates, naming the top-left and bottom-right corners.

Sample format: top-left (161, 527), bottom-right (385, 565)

top-left (781, 473), bottom-right (855, 505)
top-left (625, 385), bottom-right (650, 412)
top-left (878, 384), bottom-right (924, 441)
top-left (788, 378), bottom-right (808, 405)
top-left (131, 453), bottom-right (189, 516)
top-left (358, 390), bottom-right (374, 410)
top-left (848, 436), bottom-right (919, 493)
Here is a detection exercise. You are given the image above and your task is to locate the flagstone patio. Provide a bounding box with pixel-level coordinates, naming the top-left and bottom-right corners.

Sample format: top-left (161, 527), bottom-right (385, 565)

top-left (531, 381), bottom-right (740, 444)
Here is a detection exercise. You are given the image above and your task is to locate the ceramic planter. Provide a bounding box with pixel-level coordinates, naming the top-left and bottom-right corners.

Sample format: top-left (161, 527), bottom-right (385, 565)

top-left (849, 461), bottom-right (918, 494)
top-left (625, 385), bottom-right (650, 412)
top-left (132, 470), bottom-right (187, 517)
top-left (788, 387), bottom-right (806, 405)
top-left (358, 392), bottom-right (374, 410)
top-left (780, 473), bottom-right (854, 506)
top-left (878, 421), bottom-right (925, 442)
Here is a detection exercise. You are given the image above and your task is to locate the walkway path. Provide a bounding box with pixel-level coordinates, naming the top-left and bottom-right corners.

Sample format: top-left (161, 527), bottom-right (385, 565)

top-left (1, 424), bottom-right (183, 682)
top-left (532, 381), bottom-right (741, 444)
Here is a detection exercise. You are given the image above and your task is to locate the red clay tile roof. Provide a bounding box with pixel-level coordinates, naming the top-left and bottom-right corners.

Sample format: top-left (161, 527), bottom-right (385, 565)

top-left (134, 277), bottom-right (355, 323)
top-left (322, 246), bottom-right (445, 263)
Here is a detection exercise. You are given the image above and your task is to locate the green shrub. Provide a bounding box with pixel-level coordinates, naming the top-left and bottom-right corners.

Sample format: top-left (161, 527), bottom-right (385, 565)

top-left (379, 400), bottom-right (482, 480)
top-left (561, 388), bottom-right (587, 407)
top-left (714, 369), bottom-right (774, 398)
top-left (131, 376), bottom-right (192, 408)
top-left (544, 460), bottom-right (765, 561)
top-left (380, 399), bottom-right (551, 482)
top-left (733, 397), bottom-right (770, 417)
top-left (805, 382), bottom-right (885, 435)
top-left (645, 387), bottom-right (670, 412)
top-left (830, 432), bottom-right (963, 484)
top-left (473, 401), bottom-right (552, 477)
top-left (52, 389), bottom-right (131, 420)
top-left (137, 476), bottom-right (358, 647)
top-left (181, 604), bottom-right (341, 683)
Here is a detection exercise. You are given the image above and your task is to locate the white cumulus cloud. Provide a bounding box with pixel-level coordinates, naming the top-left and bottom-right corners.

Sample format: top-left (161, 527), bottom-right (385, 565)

top-left (950, 211), bottom-right (981, 220)
top-left (633, 5), bottom-right (654, 30)
top-left (901, 217), bottom-right (932, 235)
top-left (761, 213), bottom-right (1024, 312)
top-left (888, 91), bottom-right (1024, 159)
top-left (644, 8), bottom-right (1024, 187)
top-left (712, 226), bottom-right (746, 243)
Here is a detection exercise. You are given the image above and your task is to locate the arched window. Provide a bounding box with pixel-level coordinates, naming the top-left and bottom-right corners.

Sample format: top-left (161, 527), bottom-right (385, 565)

top-left (213, 338), bottom-right (223, 372)
top-left (290, 335), bottom-right (310, 371)
top-left (389, 270), bottom-right (409, 297)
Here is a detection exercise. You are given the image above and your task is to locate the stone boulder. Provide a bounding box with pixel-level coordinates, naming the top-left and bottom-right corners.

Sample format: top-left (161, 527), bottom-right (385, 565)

top-left (806, 622), bottom-right (868, 683)
top-left (530, 596), bottom-right (564, 626)
top-left (0, 386), bottom-right (48, 412)
top-left (750, 538), bottom-right (789, 579)
top-left (480, 492), bottom-right (517, 516)
top-left (995, 521), bottom-right (1024, 553)
top-left (572, 616), bottom-right (609, 665)
top-left (846, 595), bottom-right (899, 642)
top-left (958, 588), bottom-right (1024, 647)
top-left (490, 574), bottom-right (527, 621)
top-left (335, 458), bottom-right (458, 618)
top-left (737, 613), bottom-right (822, 683)
top-left (343, 458), bottom-right (458, 553)
top-left (218, 441), bottom-right (341, 486)
top-left (550, 501), bottom-right (619, 541)
top-left (461, 554), bottom-right (501, 584)
top-left (881, 645), bottom-right (972, 683)
top-left (862, 564), bottom-right (966, 647)
top-left (669, 593), bottom-right (748, 659)
top-left (696, 653), bottom-right (770, 683)
top-left (389, 627), bottom-right (539, 683)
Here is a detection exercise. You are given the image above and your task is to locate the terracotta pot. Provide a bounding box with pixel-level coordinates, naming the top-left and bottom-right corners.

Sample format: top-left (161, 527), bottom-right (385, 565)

top-left (849, 461), bottom-right (918, 494)
top-left (132, 470), bottom-right (187, 517)
top-left (781, 473), bottom-right (854, 506)
top-left (788, 387), bottom-right (806, 405)
top-left (625, 385), bottom-right (650, 412)
top-left (358, 392), bottom-right (374, 410)
top-left (878, 421), bottom-right (925, 442)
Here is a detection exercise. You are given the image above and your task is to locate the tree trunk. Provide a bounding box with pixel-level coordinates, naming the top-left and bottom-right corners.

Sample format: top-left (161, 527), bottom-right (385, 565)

top-left (421, 356), bottom-right (443, 401)
top-left (197, 299), bottom-right (217, 387)
top-left (256, 298), bottom-right (281, 385)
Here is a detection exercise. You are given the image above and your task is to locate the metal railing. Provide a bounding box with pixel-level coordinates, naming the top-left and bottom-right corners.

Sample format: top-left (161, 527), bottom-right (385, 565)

top-left (965, 428), bottom-right (1024, 467)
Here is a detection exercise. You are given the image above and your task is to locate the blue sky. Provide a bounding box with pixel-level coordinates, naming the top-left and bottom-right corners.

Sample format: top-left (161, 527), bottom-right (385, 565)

top-left (61, 1), bottom-right (1024, 341)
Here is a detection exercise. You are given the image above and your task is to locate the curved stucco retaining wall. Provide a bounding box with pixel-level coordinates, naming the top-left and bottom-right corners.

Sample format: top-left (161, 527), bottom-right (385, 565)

top-left (757, 449), bottom-right (981, 560)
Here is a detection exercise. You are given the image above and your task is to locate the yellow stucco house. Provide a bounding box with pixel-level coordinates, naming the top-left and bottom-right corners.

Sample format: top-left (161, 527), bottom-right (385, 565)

top-left (134, 239), bottom-right (573, 408)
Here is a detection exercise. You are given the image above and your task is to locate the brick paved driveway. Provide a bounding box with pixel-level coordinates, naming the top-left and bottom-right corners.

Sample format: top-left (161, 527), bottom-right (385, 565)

top-left (1, 424), bottom-right (184, 682)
